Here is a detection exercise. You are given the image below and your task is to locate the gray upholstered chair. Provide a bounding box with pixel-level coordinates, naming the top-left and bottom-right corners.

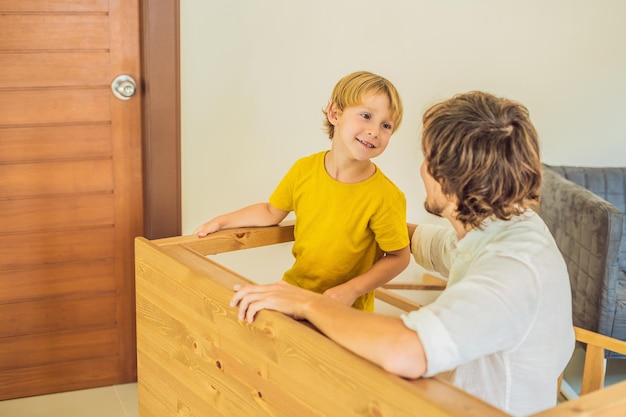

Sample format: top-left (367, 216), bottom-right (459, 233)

top-left (540, 165), bottom-right (626, 358)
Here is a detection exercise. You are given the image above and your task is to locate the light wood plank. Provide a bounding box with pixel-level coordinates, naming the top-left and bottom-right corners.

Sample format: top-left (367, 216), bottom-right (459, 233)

top-left (156, 223), bottom-right (295, 255)
top-left (375, 287), bottom-right (423, 311)
top-left (140, 229), bottom-right (626, 417)
top-left (531, 380), bottom-right (626, 417)
top-left (136, 236), bottom-right (510, 417)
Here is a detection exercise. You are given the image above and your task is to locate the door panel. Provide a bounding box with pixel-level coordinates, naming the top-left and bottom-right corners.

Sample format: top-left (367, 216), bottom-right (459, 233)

top-left (0, 159), bottom-right (113, 197)
top-left (0, 1), bottom-right (108, 13)
top-left (0, 52), bottom-right (110, 88)
top-left (1, 295), bottom-right (117, 338)
top-left (0, 0), bottom-right (142, 399)
top-left (1, 194), bottom-right (114, 233)
top-left (0, 15), bottom-right (109, 50)
top-left (0, 125), bottom-right (112, 161)
top-left (0, 260), bottom-right (116, 302)
top-left (0, 357), bottom-right (121, 401)
top-left (0, 90), bottom-right (111, 125)
top-left (0, 228), bottom-right (116, 268)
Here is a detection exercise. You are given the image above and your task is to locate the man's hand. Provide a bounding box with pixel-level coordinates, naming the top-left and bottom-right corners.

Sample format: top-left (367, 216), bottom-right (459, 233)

top-left (230, 281), bottom-right (318, 322)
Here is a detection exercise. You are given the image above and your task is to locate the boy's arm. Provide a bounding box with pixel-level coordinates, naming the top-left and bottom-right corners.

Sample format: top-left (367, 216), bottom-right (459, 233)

top-left (194, 202), bottom-right (289, 237)
top-left (323, 246), bottom-right (410, 307)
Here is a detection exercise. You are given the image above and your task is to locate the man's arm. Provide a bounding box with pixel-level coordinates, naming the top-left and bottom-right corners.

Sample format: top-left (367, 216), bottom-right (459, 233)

top-left (230, 281), bottom-right (427, 379)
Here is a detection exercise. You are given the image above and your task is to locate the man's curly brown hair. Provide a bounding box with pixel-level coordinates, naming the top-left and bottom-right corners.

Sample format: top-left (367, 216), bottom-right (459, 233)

top-left (421, 91), bottom-right (542, 229)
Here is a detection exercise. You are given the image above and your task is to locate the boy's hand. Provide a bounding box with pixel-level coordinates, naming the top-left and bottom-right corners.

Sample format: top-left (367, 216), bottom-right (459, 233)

top-left (193, 219), bottom-right (220, 237)
top-left (322, 283), bottom-right (359, 307)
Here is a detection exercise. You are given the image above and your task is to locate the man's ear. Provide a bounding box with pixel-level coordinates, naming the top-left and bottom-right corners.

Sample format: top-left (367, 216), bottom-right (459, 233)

top-left (326, 103), bottom-right (339, 125)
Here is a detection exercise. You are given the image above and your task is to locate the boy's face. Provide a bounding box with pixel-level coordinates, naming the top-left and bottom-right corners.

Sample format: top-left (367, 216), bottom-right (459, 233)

top-left (327, 93), bottom-right (394, 161)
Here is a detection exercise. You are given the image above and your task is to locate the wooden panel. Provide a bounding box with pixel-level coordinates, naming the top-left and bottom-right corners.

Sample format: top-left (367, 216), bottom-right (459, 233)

top-left (0, 293), bottom-right (117, 338)
top-left (137, 228), bottom-right (626, 417)
top-left (0, 355), bottom-right (121, 400)
top-left (535, 380), bottom-right (626, 417)
top-left (155, 223), bottom-right (296, 254)
top-left (0, 327), bottom-right (117, 371)
top-left (0, 228), bottom-right (115, 268)
top-left (0, 260), bottom-right (115, 303)
top-left (136, 236), bottom-right (510, 417)
top-left (0, 52), bottom-right (110, 88)
top-left (0, 194), bottom-right (114, 234)
top-left (0, 89), bottom-right (110, 126)
top-left (0, 0), bottom-right (108, 12)
top-left (0, 159), bottom-right (113, 198)
top-left (0, 15), bottom-right (109, 51)
top-left (0, 124), bottom-right (112, 162)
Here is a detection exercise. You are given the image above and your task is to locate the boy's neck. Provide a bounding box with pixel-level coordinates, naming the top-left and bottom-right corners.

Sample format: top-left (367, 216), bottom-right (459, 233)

top-left (324, 150), bottom-right (376, 183)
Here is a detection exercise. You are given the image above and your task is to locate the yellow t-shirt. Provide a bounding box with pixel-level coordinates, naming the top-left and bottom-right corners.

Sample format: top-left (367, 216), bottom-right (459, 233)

top-left (270, 151), bottom-right (409, 311)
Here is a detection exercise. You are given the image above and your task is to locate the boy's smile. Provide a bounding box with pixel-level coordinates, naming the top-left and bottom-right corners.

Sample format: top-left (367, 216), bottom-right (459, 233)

top-left (328, 93), bottom-right (393, 162)
top-left (356, 137), bottom-right (376, 148)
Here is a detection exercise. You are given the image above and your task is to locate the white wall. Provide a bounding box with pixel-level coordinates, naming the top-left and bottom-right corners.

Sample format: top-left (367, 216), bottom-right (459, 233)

top-left (181, 0), bottom-right (626, 234)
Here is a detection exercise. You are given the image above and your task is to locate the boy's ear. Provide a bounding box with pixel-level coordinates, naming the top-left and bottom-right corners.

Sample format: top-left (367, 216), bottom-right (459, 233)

top-left (326, 103), bottom-right (339, 125)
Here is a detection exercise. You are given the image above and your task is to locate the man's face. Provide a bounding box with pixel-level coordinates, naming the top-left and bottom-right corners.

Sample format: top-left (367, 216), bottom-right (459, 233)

top-left (420, 160), bottom-right (447, 217)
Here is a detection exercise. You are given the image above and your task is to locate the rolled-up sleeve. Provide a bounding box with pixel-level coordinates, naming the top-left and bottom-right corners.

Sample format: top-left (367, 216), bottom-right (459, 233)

top-left (411, 224), bottom-right (457, 277)
top-left (401, 308), bottom-right (460, 377)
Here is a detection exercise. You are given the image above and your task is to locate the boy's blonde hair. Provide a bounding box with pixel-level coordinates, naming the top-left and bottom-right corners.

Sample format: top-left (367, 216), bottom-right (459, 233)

top-left (323, 71), bottom-right (403, 139)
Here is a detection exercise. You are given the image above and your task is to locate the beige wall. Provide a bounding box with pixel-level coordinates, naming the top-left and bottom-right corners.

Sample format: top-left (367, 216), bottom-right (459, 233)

top-left (181, 0), bottom-right (626, 233)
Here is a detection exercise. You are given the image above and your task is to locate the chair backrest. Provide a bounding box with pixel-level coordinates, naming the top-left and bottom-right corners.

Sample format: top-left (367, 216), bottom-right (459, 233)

top-left (539, 166), bottom-right (623, 337)
top-left (548, 165), bottom-right (626, 273)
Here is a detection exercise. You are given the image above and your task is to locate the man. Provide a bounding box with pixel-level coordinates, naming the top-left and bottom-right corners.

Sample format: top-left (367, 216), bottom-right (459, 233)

top-left (231, 91), bottom-right (574, 416)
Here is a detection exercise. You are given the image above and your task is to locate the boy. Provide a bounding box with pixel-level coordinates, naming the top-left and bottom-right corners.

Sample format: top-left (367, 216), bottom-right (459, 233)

top-left (195, 71), bottom-right (410, 311)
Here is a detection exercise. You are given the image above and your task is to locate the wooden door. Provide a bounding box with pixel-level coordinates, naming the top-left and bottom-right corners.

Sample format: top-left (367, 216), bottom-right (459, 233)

top-left (0, 0), bottom-right (143, 399)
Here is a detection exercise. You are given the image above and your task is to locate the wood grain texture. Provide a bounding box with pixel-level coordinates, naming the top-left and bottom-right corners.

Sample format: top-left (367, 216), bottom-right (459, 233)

top-left (0, 124), bottom-right (112, 162)
top-left (0, 0), bottom-right (144, 400)
top-left (0, 52), bottom-right (110, 89)
top-left (136, 233), bottom-right (509, 417)
top-left (0, 14), bottom-right (108, 51)
top-left (0, 0), bottom-right (107, 12)
top-left (137, 226), bottom-right (626, 417)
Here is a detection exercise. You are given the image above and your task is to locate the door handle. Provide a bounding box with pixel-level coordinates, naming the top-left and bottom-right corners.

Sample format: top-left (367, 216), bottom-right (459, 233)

top-left (111, 75), bottom-right (137, 100)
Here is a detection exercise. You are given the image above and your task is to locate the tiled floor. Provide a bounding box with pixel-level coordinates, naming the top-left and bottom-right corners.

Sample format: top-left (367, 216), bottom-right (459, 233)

top-left (0, 383), bottom-right (137, 417)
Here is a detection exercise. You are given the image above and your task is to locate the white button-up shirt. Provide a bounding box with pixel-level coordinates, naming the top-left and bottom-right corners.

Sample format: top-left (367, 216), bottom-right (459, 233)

top-left (403, 211), bottom-right (574, 416)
